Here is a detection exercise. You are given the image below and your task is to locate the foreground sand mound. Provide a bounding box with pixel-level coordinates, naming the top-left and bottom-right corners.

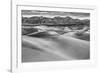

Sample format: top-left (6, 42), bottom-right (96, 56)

top-left (22, 35), bottom-right (90, 62)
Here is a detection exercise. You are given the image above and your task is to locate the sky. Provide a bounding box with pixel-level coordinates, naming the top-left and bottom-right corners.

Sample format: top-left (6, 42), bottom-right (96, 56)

top-left (22, 10), bottom-right (90, 20)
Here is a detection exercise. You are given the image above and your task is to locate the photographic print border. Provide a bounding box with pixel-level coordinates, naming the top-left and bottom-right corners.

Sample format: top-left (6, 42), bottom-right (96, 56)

top-left (11, 1), bottom-right (97, 73)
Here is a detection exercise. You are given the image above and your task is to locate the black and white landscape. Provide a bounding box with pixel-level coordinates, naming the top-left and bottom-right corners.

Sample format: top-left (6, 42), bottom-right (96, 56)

top-left (22, 10), bottom-right (90, 62)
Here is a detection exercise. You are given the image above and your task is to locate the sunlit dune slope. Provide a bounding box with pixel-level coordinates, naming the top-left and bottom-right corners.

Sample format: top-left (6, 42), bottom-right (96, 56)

top-left (22, 33), bottom-right (90, 62)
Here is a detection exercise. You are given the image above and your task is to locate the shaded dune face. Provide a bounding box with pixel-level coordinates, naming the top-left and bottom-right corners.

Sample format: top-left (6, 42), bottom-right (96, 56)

top-left (63, 32), bottom-right (90, 41)
top-left (22, 27), bottom-right (38, 35)
top-left (27, 32), bottom-right (53, 38)
top-left (22, 34), bottom-right (90, 62)
top-left (75, 33), bottom-right (90, 41)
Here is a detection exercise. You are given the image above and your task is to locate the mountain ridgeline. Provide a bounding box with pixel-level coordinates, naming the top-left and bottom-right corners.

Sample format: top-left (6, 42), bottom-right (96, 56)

top-left (22, 16), bottom-right (90, 27)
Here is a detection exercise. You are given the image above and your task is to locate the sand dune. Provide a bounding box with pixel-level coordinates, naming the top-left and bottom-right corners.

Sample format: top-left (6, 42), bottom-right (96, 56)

top-left (22, 33), bottom-right (90, 62)
top-left (63, 32), bottom-right (90, 41)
